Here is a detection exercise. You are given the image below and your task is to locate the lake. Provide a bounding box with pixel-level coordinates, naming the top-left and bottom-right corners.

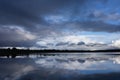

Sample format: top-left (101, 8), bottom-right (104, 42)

top-left (0, 52), bottom-right (120, 80)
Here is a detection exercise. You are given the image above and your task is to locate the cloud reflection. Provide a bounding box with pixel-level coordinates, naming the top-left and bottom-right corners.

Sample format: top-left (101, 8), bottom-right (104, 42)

top-left (35, 55), bottom-right (120, 72)
top-left (0, 54), bottom-right (120, 80)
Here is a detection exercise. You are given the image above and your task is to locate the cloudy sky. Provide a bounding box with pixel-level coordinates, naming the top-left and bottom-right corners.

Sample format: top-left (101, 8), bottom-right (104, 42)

top-left (0, 0), bottom-right (120, 50)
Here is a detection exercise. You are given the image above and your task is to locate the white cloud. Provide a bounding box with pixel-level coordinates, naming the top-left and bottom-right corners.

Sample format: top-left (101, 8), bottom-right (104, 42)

top-left (35, 34), bottom-right (111, 50)
top-left (112, 39), bottom-right (120, 48)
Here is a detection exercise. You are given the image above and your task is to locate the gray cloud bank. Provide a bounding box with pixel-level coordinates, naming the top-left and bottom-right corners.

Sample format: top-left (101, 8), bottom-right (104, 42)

top-left (0, 0), bottom-right (120, 48)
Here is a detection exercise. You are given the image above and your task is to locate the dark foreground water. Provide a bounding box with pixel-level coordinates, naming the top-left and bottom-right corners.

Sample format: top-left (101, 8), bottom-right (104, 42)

top-left (0, 53), bottom-right (120, 80)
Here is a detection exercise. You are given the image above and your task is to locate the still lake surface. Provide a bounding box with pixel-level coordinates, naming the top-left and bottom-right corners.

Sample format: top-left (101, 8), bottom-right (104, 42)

top-left (0, 52), bottom-right (120, 80)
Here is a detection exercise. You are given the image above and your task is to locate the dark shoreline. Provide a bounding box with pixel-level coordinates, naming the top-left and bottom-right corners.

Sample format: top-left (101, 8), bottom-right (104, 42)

top-left (0, 48), bottom-right (120, 58)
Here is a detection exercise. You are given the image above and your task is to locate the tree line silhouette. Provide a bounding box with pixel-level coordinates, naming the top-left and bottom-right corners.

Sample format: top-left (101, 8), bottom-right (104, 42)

top-left (0, 47), bottom-right (120, 58)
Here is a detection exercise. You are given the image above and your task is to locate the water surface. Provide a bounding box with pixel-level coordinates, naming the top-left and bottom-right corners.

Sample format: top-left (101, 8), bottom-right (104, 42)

top-left (0, 52), bottom-right (120, 80)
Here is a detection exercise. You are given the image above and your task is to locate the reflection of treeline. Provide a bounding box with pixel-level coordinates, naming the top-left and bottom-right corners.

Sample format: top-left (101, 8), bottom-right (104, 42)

top-left (0, 47), bottom-right (120, 58)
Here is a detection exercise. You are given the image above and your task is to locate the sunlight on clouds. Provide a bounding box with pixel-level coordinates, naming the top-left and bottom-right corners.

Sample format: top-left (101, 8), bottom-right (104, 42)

top-left (62, 35), bottom-right (96, 44)
top-left (36, 35), bottom-right (94, 46)
top-left (112, 39), bottom-right (120, 48)
top-left (0, 26), bottom-right (36, 43)
top-left (7, 26), bottom-right (36, 40)
top-left (35, 34), bottom-right (110, 50)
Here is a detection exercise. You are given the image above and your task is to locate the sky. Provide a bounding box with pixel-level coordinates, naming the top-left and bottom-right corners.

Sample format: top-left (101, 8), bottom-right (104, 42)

top-left (0, 0), bottom-right (120, 50)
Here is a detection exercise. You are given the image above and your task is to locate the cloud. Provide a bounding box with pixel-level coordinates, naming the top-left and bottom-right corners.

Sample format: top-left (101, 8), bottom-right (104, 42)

top-left (56, 42), bottom-right (69, 46)
top-left (0, 0), bottom-right (120, 48)
top-left (0, 0), bottom-right (86, 27)
top-left (77, 42), bottom-right (85, 45)
top-left (34, 34), bottom-right (117, 50)
top-left (65, 21), bottom-right (120, 32)
top-left (0, 26), bottom-right (36, 47)
top-left (0, 0), bottom-right (119, 32)
top-left (112, 39), bottom-right (120, 48)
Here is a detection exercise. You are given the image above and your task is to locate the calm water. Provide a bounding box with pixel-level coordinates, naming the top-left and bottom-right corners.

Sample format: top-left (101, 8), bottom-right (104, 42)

top-left (0, 52), bottom-right (120, 80)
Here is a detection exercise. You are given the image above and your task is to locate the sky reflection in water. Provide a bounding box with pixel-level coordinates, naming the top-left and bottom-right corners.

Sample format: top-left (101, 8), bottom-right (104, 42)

top-left (0, 53), bottom-right (120, 80)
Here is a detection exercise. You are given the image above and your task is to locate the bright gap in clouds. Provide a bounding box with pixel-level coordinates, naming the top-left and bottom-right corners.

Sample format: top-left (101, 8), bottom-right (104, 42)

top-left (35, 31), bottom-right (119, 50)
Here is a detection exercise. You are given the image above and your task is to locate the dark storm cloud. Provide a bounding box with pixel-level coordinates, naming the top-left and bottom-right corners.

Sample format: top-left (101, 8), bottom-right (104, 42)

top-left (0, 0), bottom-right (86, 27)
top-left (0, 26), bottom-right (36, 47)
top-left (0, 0), bottom-right (46, 27)
top-left (0, 0), bottom-right (117, 29)
top-left (0, 0), bottom-right (89, 39)
top-left (0, 0), bottom-right (83, 47)
top-left (0, 41), bottom-right (35, 47)
top-left (72, 21), bottom-right (120, 32)
top-left (0, 0), bottom-right (120, 47)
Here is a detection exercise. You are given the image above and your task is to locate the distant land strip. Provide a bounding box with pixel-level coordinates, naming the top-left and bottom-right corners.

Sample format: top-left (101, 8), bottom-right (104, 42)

top-left (0, 48), bottom-right (120, 58)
